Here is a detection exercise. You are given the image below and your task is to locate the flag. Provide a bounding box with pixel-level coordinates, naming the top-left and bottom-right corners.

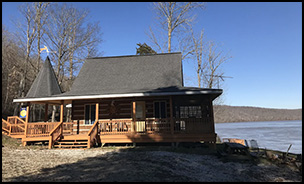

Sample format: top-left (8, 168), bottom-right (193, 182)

top-left (40, 45), bottom-right (48, 53)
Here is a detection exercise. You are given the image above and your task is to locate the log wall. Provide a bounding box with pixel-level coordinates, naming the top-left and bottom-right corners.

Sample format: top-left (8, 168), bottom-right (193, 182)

top-left (71, 96), bottom-right (171, 122)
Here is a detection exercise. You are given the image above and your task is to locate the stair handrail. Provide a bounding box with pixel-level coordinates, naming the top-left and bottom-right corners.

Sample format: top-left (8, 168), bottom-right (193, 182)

top-left (49, 122), bottom-right (63, 149)
top-left (7, 116), bottom-right (25, 124)
top-left (87, 120), bottom-right (99, 148)
top-left (10, 124), bottom-right (25, 136)
top-left (4, 116), bottom-right (26, 135)
top-left (2, 118), bottom-right (11, 134)
top-left (15, 116), bottom-right (26, 124)
top-left (12, 124), bottom-right (25, 130)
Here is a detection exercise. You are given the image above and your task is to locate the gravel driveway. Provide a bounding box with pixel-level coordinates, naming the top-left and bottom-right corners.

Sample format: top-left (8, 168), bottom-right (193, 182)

top-left (2, 146), bottom-right (302, 182)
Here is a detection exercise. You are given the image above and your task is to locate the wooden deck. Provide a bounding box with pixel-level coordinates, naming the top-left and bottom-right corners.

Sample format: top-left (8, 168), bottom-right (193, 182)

top-left (2, 116), bottom-right (216, 149)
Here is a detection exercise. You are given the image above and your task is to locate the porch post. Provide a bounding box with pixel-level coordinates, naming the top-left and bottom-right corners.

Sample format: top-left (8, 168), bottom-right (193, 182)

top-left (209, 99), bottom-right (216, 149)
top-left (25, 102), bottom-right (30, 124)
top-left (23, 102), bottom-right (30, 146)
top-left (60, 101), bottom-right (64, 135)
top-left (170, 96), bottom-right (174, 134)
top-left (44, 103), bottom-right (48, 122)
top-left (132, 101), bottom-right (136, 133)
top-left (96, 102), bottom-right (99, 145)
top-left (60, 101), bottom-right (64, 123)
top-left (96, 102), bottom-right (99, 121)
top-left (209, 100), bottom-right (215, 134)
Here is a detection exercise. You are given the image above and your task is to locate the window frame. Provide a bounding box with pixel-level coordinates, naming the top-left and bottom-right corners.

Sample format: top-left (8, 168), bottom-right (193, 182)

top-left (176, 105), bottom-right (202, 118)
top-left (133, 101), bottom-right (146, 120)
top-left (84, 103), bottom-right (97, 125)
top-left (153, 101), bottom-right (167, 119)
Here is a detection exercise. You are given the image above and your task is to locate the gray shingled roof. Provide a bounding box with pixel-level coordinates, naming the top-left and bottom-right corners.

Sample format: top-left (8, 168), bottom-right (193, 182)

top-left (25, 56), bottom-right (62, 98)
top-left (62, 52), bottom-right (184, 96)
top-left (13, 52), bottom-right (222, 103)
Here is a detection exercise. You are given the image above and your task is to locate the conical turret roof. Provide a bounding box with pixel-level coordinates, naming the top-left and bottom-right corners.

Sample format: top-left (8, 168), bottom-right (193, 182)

top-left (26, 56), bottom-right (62, 98)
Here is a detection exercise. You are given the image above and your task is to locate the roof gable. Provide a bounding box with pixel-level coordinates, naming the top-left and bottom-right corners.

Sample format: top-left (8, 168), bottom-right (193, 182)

top-left (65, 52), bottom-right (183, 96)
top-left (26, 56), bottom-right (62, 98)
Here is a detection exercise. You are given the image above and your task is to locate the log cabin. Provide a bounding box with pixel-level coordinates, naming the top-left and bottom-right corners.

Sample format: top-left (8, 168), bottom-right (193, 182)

top-left (3, 52), bottom-right (222, 149)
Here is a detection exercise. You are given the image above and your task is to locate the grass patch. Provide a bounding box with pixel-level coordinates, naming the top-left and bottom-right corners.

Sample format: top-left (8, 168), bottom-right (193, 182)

top-left (2, 134), bottom-right (48, 150)
top-left (2, 134), bottom-right (22, 148)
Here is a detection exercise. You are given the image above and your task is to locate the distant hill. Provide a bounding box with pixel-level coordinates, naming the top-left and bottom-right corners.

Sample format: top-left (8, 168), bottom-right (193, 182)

top-left (213, 105), bottom-right (302, 123)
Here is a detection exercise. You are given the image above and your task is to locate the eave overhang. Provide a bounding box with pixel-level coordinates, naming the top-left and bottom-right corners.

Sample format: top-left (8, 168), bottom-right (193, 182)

top-left (13, 89), bottom-right (223, 103)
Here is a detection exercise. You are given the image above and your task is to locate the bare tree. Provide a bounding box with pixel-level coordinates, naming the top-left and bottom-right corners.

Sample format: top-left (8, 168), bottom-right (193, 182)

top-left (190, 31), bottom-right (232, 119)
top-left (13, 3), bottom-right (38, 116)
top-left (190, 28), bottom-right (205, 87)
top-left (2, 26), bottom-right (25, 116)
top-left (202, 41), bottom-right (232, 89)
top-left (34, 2), bottom-right (50, 73)
top-left (31, 2), bottom-right (51, 121)
top-left (44, 3), bottom-right (101, 89)
top-left (148, 2), bottom-right (205, 56)
top-left (42, 3), bottom-right (102, 121)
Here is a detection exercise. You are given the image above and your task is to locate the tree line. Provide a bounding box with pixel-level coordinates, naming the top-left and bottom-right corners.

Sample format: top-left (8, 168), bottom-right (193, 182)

top-left (213, 105), bottom-right (302, 123)
top-left (2, 2), bottom-right (102, 120)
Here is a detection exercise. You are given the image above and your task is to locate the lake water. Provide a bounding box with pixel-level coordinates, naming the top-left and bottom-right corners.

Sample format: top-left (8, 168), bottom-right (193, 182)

top-left (215, 120), bottom-right (302, 154)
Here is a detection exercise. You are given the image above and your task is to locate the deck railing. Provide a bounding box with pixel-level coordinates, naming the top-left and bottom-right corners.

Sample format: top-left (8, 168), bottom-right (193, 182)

top-left (49, 122), bottom-right (63, 149)
top-left (6, 116), bottom-right (26, 135)
top-left (173, 117), bottom-right (212, 134)
top-left (26, 122), bottom-right (59, 137)
top-left (143, 118), bottom-right (171, 133)
top-left (7, 116), bottom-right (26, 125)
top-left (3, 116), bottom-right (213, 140)
top-left (87, 120), bottom-right (99, 148)
top-left (99, 119), bottom-right (133, 135)
top-left (2, 118), bottom-right (11, 135)
top-left (98, 117), bottom-right (213, 135)
top-left (10, 124), bottom-right (25, 135)
top-left (63, 122), bottom-right (74, 135)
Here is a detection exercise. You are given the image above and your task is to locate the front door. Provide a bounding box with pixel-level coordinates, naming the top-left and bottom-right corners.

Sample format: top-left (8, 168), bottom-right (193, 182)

top-left (134, 101), bottom-right (145, 132)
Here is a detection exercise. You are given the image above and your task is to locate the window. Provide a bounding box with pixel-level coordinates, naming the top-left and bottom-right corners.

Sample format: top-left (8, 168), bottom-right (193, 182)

top-left (176, 106), bottom-right (202, 118)
top-left (85, 104), bottom-right (96, 124)
top-left (154, 101), bottom-right (166, 118)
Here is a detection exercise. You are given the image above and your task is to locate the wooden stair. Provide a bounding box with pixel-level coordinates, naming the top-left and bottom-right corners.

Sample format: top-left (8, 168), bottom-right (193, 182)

top-left (53, 135), bottom-right (89, 149)
top-left (2, 129), bottom-right (9, 135)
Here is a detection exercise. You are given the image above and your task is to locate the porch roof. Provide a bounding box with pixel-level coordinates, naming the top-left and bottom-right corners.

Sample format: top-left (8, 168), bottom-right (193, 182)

top-left (13, 86), bottom-right (222, 103)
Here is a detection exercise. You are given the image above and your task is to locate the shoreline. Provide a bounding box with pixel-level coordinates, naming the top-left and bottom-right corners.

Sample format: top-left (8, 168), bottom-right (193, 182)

top-left (215, 120), bottom-right (302, 154)
top-left (215, 119), bottom-right (302, 124)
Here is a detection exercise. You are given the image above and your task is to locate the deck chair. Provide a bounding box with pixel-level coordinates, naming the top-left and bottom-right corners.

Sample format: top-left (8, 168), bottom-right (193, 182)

top-left (249, 139), bottom-right (261, 157)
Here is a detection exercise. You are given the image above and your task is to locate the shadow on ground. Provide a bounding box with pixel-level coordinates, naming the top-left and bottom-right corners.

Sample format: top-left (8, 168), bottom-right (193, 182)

top-left (4, 143), bottom-right (301, 182)
top-left (6, 146), bottom-right (200, 182)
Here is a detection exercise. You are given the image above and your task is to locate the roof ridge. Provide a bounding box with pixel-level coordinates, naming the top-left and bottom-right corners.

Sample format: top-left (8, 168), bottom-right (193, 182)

top-left (87, 52), bottom-right (182, 60)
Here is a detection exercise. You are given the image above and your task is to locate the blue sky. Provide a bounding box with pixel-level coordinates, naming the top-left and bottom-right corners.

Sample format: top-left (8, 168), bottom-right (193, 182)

top-left (2, 2), bottom-right (302, 109)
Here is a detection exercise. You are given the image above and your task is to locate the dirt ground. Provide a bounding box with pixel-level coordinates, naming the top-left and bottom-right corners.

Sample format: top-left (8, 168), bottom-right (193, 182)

top-left (2, 144), bottom-right (302, 182)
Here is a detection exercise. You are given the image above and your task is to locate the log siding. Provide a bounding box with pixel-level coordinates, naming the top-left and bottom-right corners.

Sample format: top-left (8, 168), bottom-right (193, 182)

top-left (71, 96), bottom-right (171, 123)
